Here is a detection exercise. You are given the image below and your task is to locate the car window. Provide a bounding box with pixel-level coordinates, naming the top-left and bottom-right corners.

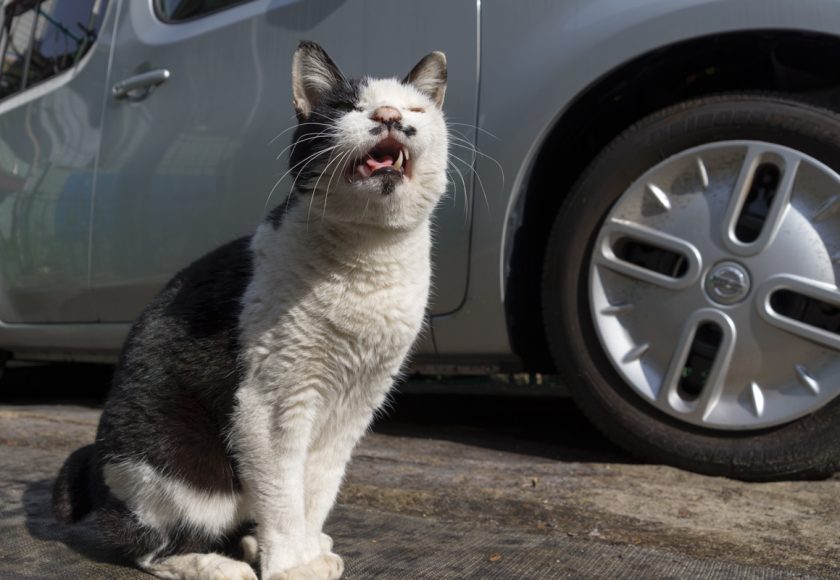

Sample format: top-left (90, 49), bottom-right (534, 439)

top-left (0, 0), bottom-right (108, 101)
top-left (156, 0), bottom-right (251, 22)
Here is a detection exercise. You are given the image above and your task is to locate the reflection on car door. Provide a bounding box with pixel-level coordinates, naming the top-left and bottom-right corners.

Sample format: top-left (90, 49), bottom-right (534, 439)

top-left (0, 0), bottom-right (112, 322)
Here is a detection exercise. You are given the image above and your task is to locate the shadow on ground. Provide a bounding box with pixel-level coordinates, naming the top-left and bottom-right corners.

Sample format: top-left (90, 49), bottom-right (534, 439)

top-left (0, 363), bottom-right (633, 465)
top-left (0, 363), bottom-right (113, 407)
top-left (376, 389), bottom-right (632, 464)
top-left (21, 478), bottom-right (127, 568)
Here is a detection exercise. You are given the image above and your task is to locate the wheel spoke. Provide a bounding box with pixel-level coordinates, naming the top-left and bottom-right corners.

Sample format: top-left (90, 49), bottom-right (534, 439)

top-left (657, 309), bottom-right (737, 421)
top-left (593, 219), bottom-right (702, 290)
top-left (695, 320), bottom-right (737, 422)
top-left (756, 275), bottom-right (840, 352)
top-left (720, 145), bottom-right (762, 242)
top-left (721, 145), bottom-right (800, 256)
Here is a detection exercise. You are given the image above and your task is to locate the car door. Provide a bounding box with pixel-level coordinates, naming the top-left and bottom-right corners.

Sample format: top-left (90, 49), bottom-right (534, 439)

top-left (91, 0), bottom-right (478, 327)
top-left (0, 0), bottom-right (112, 322)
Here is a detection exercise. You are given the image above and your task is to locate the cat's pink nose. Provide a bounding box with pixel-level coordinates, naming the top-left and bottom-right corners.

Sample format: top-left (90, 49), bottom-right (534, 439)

top-left (371, 106), bottom-right (402, 124)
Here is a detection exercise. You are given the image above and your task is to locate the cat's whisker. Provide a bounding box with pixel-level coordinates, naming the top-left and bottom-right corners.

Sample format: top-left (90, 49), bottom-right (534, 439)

top-left (332, 148), bottom-right (356, 197)
top-left (445, 132), bottom-right (506, 203)
top-left (289, 140), bottom-right (340, 179)
top-left (446, 127), bottom-right (473, 143)
top-left (321, 151), bottom-right (351, 221)
top-left (447, 121), bottom-right (500, 140)
top-left (446, 159), bottom-right (470, 226)
top-left (274, 144), bottom-right (341, 191)
top-left (322, 150), bottom-right (354, 220)
top-left (444, 174), bottom-right (457, 201)
top-left (449, 153), bottom-right (490, 214)
top-left (267, 150), bottom-right (332, 213)
top-left (361, 197), bottom-right (371, 220)
top-left (275, 131), bottom-right (339, 161)
top-left (447, 140), bottom-right (506, 186)
top-left (309, 110), bottom-right (345, 123)
top-left (265, 144), bottom-right (341, 212)
top-left (268, 122), bottom-right (336, 145)
top-left (445, 173), bottom-right (458, 209)
top-left (312, 147), bottom-right (349, 196)
top-left (308, 147), bottom-right (349, 227)
top-left (288, 147), bottom-right (339, 204)
top-left (283, 190), bottom-right (295, 215)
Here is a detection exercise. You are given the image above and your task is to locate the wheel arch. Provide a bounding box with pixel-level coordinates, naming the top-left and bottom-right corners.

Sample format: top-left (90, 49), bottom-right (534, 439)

top-left (503, 29), bottom-right (840, 371)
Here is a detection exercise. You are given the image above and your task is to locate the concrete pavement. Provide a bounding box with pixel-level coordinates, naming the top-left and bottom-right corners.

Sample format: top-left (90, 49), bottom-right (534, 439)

top-left (0, 365), bottom-right (837, 579)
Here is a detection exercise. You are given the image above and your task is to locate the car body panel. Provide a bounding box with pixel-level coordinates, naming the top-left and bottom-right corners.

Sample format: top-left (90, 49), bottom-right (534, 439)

top-left (430, 0), bottom-right (840, 358)
top-left (0, 0), bottom-right (114, 323)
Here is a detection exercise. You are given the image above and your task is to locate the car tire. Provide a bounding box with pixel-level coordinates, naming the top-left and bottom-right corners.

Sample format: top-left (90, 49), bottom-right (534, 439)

top-left (542, 94), bottom-right (840, 480)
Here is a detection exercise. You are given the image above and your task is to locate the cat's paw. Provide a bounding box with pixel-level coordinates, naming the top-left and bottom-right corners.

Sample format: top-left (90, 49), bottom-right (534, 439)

top-left (240, 534), bottom-right (259, 565)
top-left (314, 552), bottom-right (344, 580)
top-left (318, 533), bottom-right (333, 553)
top-left (266, 553), bottom-right (344, 580)
top-left (141, 553), bottom-right (257, 580)
top-left (198, 558), bottom-right (258, 580)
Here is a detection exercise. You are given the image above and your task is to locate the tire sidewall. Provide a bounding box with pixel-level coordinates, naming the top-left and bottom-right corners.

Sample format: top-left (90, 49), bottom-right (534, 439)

top-left (543, 95), bottom-right (840, 479)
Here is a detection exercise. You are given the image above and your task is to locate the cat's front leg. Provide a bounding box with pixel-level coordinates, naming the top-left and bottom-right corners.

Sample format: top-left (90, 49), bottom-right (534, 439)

top-left (282, 424), bottom-right (370, 580)
top-left (304, 409), bottom-right (374, 549)
top-left (231, 386), bottom-right (322, 578)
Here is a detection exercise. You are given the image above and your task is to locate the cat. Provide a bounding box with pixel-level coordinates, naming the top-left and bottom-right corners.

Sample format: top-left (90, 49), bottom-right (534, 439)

top-left (52, 41), bottom-right (449, 580)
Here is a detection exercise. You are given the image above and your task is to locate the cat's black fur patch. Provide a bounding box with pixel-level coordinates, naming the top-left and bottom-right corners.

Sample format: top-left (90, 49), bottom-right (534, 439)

top-left (267, 194), bottom-right (299, 229)
top-left (97, 496), bottom-right (254, 562)
top-left (94, 235), bottom-right (254, 496)
top-left (289, 80), bottom-right (362, 191)
top-left (370, 121), bottom-right (415, 138)
top-left (381, 178), bottom-right (397, 196)
top-left (96, 496), bottom-right (172, 561)
top-left (52, 444), bottom-right (97, 524)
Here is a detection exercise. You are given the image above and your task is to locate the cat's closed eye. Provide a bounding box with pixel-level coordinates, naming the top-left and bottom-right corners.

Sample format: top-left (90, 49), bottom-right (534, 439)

top-left (334, 102), bottom-right (362, 113)
top-left (408, 107), bottom-right (426, 113)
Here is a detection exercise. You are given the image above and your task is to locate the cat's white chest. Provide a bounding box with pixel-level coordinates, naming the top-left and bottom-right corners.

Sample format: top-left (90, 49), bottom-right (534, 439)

top-left (240, 217), bottom-right (431, 397)
top-left (324, 264), bottom-right (427, 340)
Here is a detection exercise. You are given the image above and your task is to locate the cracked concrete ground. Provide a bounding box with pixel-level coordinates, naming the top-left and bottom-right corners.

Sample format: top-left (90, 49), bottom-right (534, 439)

top-left (0, 365), bottom-right (838, 579)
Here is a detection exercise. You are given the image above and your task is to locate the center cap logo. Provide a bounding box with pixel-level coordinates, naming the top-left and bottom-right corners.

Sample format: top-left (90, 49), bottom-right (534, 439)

top-left (705, 261), bottom-right (750, 305)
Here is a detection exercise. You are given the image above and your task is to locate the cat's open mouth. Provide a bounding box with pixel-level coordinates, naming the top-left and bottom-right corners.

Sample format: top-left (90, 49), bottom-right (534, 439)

top-left (349, 138), bottom-right (411, 183)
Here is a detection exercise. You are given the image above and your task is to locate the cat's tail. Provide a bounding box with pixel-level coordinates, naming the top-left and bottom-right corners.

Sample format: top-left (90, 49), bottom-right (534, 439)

top-left (52, 444), bottom-right (99, 524)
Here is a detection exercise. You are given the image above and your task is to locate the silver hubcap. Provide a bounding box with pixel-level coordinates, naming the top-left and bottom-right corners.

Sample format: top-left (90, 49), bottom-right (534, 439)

top-left (589, 141), bottom-right (840, 430)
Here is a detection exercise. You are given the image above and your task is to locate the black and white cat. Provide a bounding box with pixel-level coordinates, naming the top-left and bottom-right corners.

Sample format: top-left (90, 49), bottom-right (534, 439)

top-left (52, 41), bottom-right (448, 580)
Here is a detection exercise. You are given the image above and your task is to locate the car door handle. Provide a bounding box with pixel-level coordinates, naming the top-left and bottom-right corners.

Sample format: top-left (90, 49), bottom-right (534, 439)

top-left (112, 69), bottom-right (170, 101)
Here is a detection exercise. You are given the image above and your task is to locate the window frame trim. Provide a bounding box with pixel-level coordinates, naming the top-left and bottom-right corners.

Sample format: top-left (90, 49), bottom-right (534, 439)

top-left (152, 0), bottom-right (254, 24)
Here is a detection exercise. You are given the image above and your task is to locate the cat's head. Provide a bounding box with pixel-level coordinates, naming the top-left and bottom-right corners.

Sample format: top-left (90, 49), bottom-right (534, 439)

top-left (287, 41), bottom-right (448, 230)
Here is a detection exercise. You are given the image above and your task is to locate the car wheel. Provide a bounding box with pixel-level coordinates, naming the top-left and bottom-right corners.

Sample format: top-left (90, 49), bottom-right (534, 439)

top-left (542, 94), bottom-right (840, 480)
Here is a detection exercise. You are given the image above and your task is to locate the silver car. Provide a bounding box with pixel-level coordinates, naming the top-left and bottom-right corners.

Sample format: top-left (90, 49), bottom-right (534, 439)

top-left (3, 0), bottom-right (840, 480)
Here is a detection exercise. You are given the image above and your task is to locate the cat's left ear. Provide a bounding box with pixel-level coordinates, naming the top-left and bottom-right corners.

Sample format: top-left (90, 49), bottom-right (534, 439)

top-left (292, 41), bottom-right (347, 120)
top-left (404, 51), bottom-right (447, 109)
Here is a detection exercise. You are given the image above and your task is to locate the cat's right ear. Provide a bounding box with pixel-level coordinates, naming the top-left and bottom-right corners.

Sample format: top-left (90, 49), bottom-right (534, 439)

top-left (404, 51), bottom-right (447, 109)
top-left (292, 41), bottom-right (346, 121)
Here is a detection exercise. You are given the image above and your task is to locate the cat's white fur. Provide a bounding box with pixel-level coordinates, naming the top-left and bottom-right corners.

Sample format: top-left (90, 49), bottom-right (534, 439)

top-left (303, 78), bottom-right (449, 230)
top-left (236, 72), bottom-right (447, 577)
top-left (103, 460), bottom-right (248, 537)
top-left (118, 49), bottom-right (449, 580)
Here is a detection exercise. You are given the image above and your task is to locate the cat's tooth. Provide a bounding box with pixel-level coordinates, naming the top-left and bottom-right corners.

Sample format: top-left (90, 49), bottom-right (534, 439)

top-left (403, 147), bottom-right (410, 161)
top-left (394, 149), bottom-right (404, 171)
